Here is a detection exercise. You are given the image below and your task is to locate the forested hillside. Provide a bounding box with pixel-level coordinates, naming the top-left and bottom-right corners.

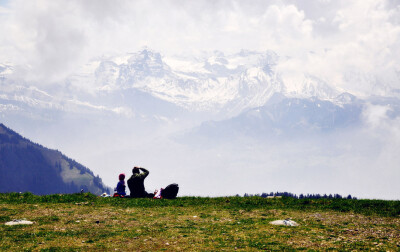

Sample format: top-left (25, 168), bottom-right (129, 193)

top-left (0, 123), bottom-right (109, 195)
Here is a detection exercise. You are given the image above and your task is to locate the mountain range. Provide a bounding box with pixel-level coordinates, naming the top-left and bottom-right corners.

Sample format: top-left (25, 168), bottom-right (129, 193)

top-left (1, 48), bottom-right (399, 137)
top-left (1, 48), bottom-right (400, 194)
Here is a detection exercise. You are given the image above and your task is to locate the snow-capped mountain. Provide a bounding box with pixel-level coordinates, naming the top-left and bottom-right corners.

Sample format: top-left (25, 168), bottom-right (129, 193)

top-left (0, 49), bottom-right (346, 112)
top-left (65, 48), bottom-right (353, 117)
top-left (1, 48), bottom-right (399, 132)
top-left (88, 49), bottom-right (285, 114)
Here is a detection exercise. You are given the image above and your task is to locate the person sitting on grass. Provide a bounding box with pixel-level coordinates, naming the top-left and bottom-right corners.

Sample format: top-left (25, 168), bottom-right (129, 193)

top-left (114, 173), bottom-right (126, 197)
top-left (127, 166), bottom-right (154, 198)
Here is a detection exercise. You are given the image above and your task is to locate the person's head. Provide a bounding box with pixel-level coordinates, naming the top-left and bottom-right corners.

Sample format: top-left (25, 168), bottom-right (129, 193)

top-left (132, 167), bottom-right (140, 174)
top-left (119, 173), bottom-right (125, 181)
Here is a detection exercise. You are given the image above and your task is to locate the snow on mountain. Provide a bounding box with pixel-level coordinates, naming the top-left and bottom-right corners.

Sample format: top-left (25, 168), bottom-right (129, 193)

top-left (0, 80), bottom-right (61, 110)
top-left (285, 74), bottom-right (341, 101)
top-left (85, 49), bottom-right (286, 114)
top-left (0, 63), bottom-right (13, 77)
top-left (85, 49), bottom-right (365, 116)
top-left (0, 79), bottom-right (135, 118)
top-left (95, 61), bottom-right (120, 91)
top-left (1, 48), bottom-right (399, 122)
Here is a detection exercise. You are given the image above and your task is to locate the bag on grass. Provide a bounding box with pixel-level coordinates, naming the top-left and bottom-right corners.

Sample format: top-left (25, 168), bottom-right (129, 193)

top-left (160, 183), bottom-right (179, 199)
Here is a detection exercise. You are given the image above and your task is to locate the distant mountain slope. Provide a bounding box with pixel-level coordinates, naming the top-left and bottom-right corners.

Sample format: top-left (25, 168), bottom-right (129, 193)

top-left (183, 93), bottom-right (365, 142)
top-left (0, 123), bottom-right (109, 195)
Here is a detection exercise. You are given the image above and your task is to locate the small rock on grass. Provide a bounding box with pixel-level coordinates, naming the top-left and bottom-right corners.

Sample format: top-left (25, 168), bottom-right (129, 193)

top-left (5, 219), bottom-right (34, 226)
top-left (269, 219), bottom-right (299, 226)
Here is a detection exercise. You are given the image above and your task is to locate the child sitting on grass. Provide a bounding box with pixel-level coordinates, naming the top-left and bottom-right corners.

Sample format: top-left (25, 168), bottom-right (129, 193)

top-left (114, 173), bottom-right (126, 197)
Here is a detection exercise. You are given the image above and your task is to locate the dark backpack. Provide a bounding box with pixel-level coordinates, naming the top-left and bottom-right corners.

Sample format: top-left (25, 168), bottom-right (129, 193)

top-left (161, 183), bottom-right (179, 199)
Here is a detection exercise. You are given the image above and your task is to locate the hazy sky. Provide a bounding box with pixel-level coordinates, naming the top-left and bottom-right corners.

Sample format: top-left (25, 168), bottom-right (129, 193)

top-left (1, 1), bottom-right (400, 199)
top-left (1, 0), bottom-right (399, 96)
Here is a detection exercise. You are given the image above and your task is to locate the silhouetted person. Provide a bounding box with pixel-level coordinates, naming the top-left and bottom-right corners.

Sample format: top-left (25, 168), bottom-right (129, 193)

top-left (127, 166), bottom-right (154, 198)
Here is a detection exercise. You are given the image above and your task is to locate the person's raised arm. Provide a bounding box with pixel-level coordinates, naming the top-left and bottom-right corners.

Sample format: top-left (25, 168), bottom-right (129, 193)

top-left (139, 167), bottom-right (149, 178)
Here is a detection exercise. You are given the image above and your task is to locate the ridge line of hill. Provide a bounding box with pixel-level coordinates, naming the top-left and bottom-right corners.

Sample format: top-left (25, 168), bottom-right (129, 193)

top-left (0, 123), bottom-right (110, 195)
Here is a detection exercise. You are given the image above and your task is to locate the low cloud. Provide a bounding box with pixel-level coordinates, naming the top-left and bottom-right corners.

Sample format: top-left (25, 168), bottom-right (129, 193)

top-left (29, 102), bottom-right (398, 200)
top-left (362, 104), bottom-right (392, 129)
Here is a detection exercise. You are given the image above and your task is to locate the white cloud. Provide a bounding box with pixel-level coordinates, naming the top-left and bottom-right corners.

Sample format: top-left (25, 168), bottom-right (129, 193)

top-left (1, 0), bottom-right (399, 94)
top-left (362, 104), bottom-right (392, 129)
top-left (277, 1), bottom-right (400, 96)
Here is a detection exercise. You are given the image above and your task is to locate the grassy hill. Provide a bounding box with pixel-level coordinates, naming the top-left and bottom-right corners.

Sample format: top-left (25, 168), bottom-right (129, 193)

top-left (0, 193), bottom-right (399, 251)
top-left (0, 123), bottom-right (110, 195)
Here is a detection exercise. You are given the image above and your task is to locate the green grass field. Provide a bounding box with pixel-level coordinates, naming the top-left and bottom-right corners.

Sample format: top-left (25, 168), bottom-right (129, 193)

top-left (1, 193), bottom-right (399, 251)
